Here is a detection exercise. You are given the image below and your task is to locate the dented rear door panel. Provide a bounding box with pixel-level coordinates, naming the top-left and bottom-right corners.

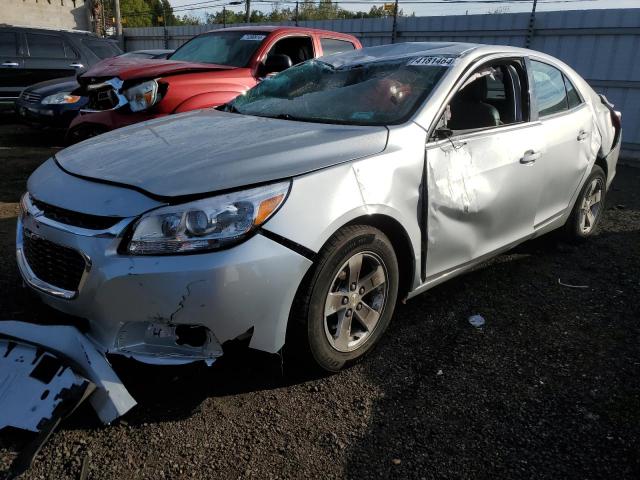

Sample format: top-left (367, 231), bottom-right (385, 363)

top-left (532, 105), bottom-right (595, 228)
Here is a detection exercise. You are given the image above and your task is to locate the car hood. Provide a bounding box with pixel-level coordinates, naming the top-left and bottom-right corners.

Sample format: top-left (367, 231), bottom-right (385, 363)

top-left (80, 57), bottom-right (234, 83)
top-left (55, 109), bottom-right (389, 198)
top-left (24, 76), bottom-right (80, 95)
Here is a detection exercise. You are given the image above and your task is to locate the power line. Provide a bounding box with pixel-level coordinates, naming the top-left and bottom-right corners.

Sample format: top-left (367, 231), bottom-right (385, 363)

top-left (121, 0), bottom-right (593, 18)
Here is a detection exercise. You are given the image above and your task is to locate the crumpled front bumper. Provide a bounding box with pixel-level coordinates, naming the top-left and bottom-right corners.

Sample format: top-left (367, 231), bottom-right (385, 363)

top-left (16, 197), bottom-right (313, 365)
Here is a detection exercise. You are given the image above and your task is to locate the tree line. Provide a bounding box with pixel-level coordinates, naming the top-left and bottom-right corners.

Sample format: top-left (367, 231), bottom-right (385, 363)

top-left (118, 0), bottom-right (408, 28)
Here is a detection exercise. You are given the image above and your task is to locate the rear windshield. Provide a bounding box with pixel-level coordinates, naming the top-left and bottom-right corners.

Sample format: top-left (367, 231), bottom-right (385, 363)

top-left (84, 39), bottom-right (123, 59)
top-left (168, 31), bottom-right (267, 67)
top-left (228, 57), bottom-right (450, 126)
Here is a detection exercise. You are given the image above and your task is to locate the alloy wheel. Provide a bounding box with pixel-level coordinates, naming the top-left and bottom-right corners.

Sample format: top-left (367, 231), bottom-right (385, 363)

top-left (323, 251), bottom-right (388, 352)
top-left (579, 177), bottom-right (604, 234)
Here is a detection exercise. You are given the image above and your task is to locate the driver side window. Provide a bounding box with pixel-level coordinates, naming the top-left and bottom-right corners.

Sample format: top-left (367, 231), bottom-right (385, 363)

top-left (267, 36), bottom-right (314, 66)
top-left (434, 60), bottom-right (527, 139)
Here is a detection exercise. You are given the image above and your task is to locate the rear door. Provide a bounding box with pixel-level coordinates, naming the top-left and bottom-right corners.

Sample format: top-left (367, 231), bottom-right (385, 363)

top-left (0, 29), bottom-right (26, 101)
top-left (23, 31), bottom-right (79, 86)
top-left (319, 37), bottom-right (357, 57)
top-left (528, 59), bottom-right (593, 229)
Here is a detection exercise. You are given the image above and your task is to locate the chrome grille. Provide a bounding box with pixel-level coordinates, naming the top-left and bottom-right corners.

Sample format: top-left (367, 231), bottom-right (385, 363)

top-left (87, 86), bottom-right (120, 110)
top-left (20, 91), bottom-right (42, 104)
top-left (22, 231), bottom-right (86, 293)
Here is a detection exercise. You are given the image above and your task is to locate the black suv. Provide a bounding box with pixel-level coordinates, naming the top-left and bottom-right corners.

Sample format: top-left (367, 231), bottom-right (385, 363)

top-left (0, 26), bottom-right (122, 106)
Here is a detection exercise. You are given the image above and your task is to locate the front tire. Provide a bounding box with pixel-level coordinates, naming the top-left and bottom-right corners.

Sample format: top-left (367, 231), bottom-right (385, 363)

top-left (563, 165), bottom-right (607, 241)
top-left (289, 225), bottom-right (399, 372)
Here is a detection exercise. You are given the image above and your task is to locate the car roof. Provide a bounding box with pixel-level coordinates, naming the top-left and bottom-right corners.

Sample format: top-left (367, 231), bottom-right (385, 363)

top-left (0, 24), bottom-right (97, 36)
top-left (321, 42), bottom-right (483, 66)
top-left (130, 49), bottom-right (173, 54)
top-left (321, 41), bottom-right (563, 69)
top-left (200, 25), bottom-right (356, 37)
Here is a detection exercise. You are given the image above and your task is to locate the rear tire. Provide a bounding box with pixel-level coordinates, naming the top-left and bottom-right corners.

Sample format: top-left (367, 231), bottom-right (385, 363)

top-left (563, 165), bottom-right (607, 241)
top-left (288, 225), bottom-right (399, 372)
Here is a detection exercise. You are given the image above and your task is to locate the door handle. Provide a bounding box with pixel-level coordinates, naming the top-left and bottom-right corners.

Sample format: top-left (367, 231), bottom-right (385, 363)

top-left (520, 150), bottom-right (540, 165)
top-left (577, 130), bottom-right (589, 141)
top-left (69, 63), bottom-right (84, 69)
top-left (1, 62), bottom-right (19, 67)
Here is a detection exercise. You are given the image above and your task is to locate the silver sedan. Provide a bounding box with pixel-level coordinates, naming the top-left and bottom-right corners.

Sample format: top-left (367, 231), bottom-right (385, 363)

top-left (17, 42), bottom-right (621, 371)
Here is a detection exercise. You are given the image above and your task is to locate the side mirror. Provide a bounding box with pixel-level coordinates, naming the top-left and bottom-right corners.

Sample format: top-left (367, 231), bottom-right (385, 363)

top-left (434, 127), bottom-right (453, 140)
top-left (262, 54), bottom-right (293, 76)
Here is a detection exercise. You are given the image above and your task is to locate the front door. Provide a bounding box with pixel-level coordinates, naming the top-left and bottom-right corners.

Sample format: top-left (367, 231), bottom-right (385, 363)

top-left (423, 58), bottom-right (544, 279)
top-left (0, 30), bottom-right (26, 101)
top-left (23, 32), bottom-right (78, 86)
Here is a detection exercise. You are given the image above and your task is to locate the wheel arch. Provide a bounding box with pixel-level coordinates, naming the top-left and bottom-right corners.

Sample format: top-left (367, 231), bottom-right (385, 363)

top-left (594, 155), bottom-right (608, 180)
top-left (342, 214), bottom-right (416, 301)
top-left (285, 212), bottom-right (416, 348)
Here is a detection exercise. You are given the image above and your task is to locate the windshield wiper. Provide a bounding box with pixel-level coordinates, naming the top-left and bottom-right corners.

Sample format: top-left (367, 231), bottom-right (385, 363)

top-left (273, 113), bottom-right (300, 121)
top-left (217, 103), bottom-right (241, 114)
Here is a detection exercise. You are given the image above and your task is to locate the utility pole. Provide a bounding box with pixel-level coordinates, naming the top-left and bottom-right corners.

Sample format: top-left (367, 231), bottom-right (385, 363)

top-left (245, 0), bottom-right (251, 24)
top-left (391, 0), bottom-right (399, 44)
top-left (85, 0), bottom-right (94, 33)
top-left (525, 0), bottom-right (538, 48)
top-left (161, 1), bottom-right (169, 49)
top-left (295, 1), bottom-right (299, 26)
top-left (223, 6), bottom-right (226, 28)
top-left (113, 0), bottom-right (123, 47)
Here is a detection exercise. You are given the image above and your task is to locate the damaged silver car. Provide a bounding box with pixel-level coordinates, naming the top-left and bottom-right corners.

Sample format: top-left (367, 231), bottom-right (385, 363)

top-left (15, 42), bottom-right (621, 374)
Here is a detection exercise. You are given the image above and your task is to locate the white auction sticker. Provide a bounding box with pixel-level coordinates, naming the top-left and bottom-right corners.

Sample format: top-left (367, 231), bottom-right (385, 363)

top-left (240, 34), bottom-right (266, 41)
top-left (408, 56), bottom-right (456, 67)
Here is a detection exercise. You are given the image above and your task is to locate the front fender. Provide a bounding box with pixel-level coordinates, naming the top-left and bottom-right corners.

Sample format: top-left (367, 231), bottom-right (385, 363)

top-left (264, 161), bottom-right (422, 287)
top-left (263, 124), bottom-right (426, 289)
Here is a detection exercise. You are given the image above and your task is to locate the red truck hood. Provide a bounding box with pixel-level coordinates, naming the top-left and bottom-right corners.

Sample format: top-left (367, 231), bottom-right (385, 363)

top-left (80, 57), bottom-right (234, 82)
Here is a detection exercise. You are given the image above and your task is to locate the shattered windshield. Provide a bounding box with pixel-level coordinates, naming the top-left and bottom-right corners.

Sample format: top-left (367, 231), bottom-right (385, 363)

top-left (227, 57), bottom-right (451, 125)
top-left (168, 31), bottom-right (267, 67)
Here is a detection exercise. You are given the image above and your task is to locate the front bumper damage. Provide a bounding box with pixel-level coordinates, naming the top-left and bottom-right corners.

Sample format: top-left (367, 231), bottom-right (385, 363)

top-left (16, 193), bottom-right (312, 365)
top-left (0, 321), bottom-right (136, 478)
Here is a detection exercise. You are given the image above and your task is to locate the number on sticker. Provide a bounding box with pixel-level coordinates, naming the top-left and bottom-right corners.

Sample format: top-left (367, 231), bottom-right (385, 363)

top-left (408, 56), bottom-right (455, 67)
top-left (240, 34), bottom-right (266, 41)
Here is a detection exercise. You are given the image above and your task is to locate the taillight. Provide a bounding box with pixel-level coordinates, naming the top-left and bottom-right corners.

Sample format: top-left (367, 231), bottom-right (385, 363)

top-left (611, 109), bottom-right (622, 130)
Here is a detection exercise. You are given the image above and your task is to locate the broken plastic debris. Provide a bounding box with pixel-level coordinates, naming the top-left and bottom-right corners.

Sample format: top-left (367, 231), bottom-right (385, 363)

top-left (558, 278), bottom-right (589, 289)
top-left (468, 314), bottom-right (485, 328)
top-left (0, 321), bottom-right (137, 477)
top-left (0, 338), bottom-right (96, 478)
top-left (436, 369), bottom-right (444, 376)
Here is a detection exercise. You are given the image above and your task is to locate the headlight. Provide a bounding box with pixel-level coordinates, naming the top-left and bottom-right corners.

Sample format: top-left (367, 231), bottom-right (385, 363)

top-left (126, 181), bottom-right (290, 255)
top-left (41, 92), bottom-right (82, 105)
top-left (124, 80), bottom-right (159, 112)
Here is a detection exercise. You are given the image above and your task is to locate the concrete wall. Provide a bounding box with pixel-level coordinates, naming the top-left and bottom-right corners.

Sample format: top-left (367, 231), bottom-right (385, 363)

top-left (0, 0), bottom-right (88, 31)
top-left (125, 8), bottom-right (640, 162)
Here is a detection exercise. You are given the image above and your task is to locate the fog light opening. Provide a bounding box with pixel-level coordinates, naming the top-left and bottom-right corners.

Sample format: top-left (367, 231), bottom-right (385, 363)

top-left (175, 325), bottom-right (209, 348)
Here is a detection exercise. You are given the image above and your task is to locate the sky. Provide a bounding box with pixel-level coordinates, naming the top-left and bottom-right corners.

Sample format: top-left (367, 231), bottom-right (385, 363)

top-left (167, 0), bottom-right (640, 19)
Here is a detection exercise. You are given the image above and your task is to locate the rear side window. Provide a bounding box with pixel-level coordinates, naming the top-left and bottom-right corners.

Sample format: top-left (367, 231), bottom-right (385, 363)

top-left (531, 60), bottom-right (568, 117)
top-left (83, 39), bottom-right (121, 59)
top-left (320, 38), bottom-right (356, 57)
top-left (26, 33), bottom-right (69, 58)
top-left (563, 75), bottom-right (582, 109)
top-left (0, 32), bottom-right (18, 56)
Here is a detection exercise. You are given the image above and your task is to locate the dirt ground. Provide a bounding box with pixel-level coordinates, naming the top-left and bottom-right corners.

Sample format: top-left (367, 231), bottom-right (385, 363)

top-left (0, 113), bottom-right (639, 480)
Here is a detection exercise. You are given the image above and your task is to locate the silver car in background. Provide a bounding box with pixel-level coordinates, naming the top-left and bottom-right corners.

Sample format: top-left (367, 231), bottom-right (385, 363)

top-left (17, 42), bottom-right (621, 371)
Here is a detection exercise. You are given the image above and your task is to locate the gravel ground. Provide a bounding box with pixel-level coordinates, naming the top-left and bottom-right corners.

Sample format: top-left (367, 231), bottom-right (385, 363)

top-left (0, 114), bottom-right (639, 480)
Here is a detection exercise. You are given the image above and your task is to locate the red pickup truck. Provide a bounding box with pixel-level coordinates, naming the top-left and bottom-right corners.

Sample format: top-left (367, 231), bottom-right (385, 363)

top-left (68, 26), bottom-right (361, 142)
